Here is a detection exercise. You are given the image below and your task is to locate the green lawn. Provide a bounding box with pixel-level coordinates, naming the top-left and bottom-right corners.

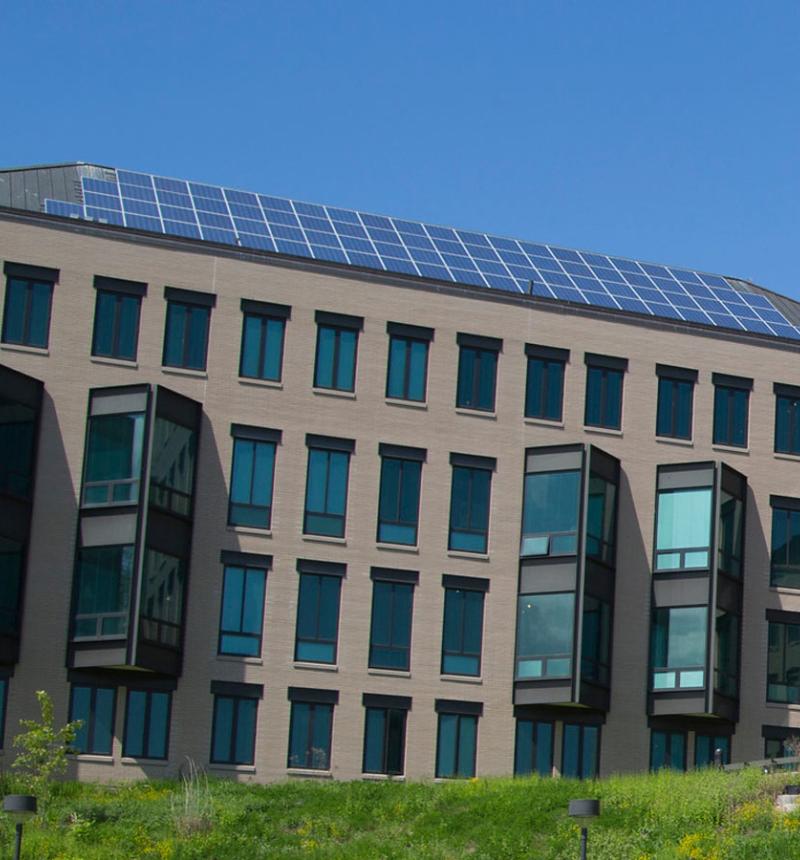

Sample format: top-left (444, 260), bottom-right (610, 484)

top-left (0, 767), bottom-right (798, 859)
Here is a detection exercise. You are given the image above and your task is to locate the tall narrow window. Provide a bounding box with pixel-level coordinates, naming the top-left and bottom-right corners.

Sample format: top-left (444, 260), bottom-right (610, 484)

top-left (441, 576), bottom-right (487, 677)
top-left (712, 374), bottom-right (751, 448)
top-left (695, 734), bottom-right (730, 767)
top-left (767, 616), bottom-right (800, 703)
top-left (313, 311), bottom-right (363, 392)
top-left (288, 688), bottom-right (337, 770)
top-left (562, 723), bottom-right (599, 779)
top-left (72, 545), bottom-right (135, 640)
top-left (524, 344), bottom-right (568, 421)
top-left (294, 560), bottom-right (344, 664)
top-left (448, 454), bottom-right (495, 553)
top-left (362, 694), bottom-right (410, 776)
top-left (377, 444), bottom-right (424, 545)
top-left (514, 719), bottom-right (553, 776)
top-left (581, 596), bottom-right (611, 685)
top-left (139, 549), bottom-right (185, 649)
top-left (654, 485), bottom-right (713, 572)
top-left (435, 700), bottom-right (481, 778)
top-left (162, 287), bottom-right (215, 371)
top-left (775, 384), bottom-right (800, 455)
top-left (70, 684), bottom-right (116, 755)
top-left (651, 606), bottom-right (707, 690)
top-left (82, 411), bottom-right (145, 506)
top-left (239, 300), bottom-right (290, 381)
top-left (655, 365), bottom-right (696, 440)
top-left (149, 415), bottom-right (197, 517)
top-left (715, 610), bottom-right (740, 697)
top-left (218, 552), bottom-right (269, 657)
top-left (124, 689), bottom-right (171, 759)
top-left (386, 322), bottom-right (433, 402)
top-left (584, 353), bottom-right (627, 430)
top-left (303, 436), bottom-right (353, 538)
top-left (771, 499), bottom-right (800, 589)
top-left (228, 426), bottom-right (280, 529)
top-left (650, 730), bottom-right (686, 771)
top-left (455, 333), bottom-right (502, 411)
top-left (91, 276), bottom-right (146, 361)
top-left (2, 262), bottom-right (58, 349)
top-left (210, 683), bottom-right (261, 765)
top-left (520, 469), bottom-right (581, 557)
top-left (368, 569), bottom-right (417, 671)
top-left (516, 592), bottom-right (574, 679)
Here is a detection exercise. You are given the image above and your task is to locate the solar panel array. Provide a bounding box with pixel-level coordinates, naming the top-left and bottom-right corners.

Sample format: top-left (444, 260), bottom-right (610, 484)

top-left (42, 169), bottom-right (800, 341)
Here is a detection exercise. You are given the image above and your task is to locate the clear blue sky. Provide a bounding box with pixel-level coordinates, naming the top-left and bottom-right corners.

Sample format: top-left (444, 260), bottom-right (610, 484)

top-left (4, 1), bottom-right (800, 297)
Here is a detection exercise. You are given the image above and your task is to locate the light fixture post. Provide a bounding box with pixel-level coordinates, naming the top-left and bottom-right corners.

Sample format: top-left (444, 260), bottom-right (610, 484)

top-left (568, 798), bottom-right (600, 860)
top-left (3, 795), bottom-right (37, 860)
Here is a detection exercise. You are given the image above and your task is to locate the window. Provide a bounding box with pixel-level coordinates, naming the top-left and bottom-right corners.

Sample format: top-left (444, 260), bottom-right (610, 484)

top-left (294, 560), bottom-right (344, 664)
top-left (210, 685), bottom-right (261, 765)
top-left (656, 365), bottom-right (696, 439)
top-left (651, 606), bottom-right (707, 690)
top-left (520, 469), bottom-right (581, 557)
top-left (524, 344), bottom-right (568, 421)
top-left (369, 570), bottom-right (416, 671)
top-left (650, 730), bottom-right (685, 771)
top-left (218, 555), bottom-right (268, 657)
top-left (123, 689), bottom-right (171, 759)
top-left (514, 719), bottom-right (553, 776)
top-left (441, 577), bottom-right (487, 676)
top-left (435, 701), bottom-right (481, 778)
top-left (448, 454), bottom-right (495, 553)
top-left (288, 688), bottom-right (337, 770)
top-left (584, 354), bottom-right (627, 430)
top-left (0, 388), bottom-right (37, 499)
top-left (718, 489), bottom-right (744, 579)
top-left (586, 472), bottom-right (617, 565)
top-left (0, 678), bottom-right (7, 749)
top-left (313, 311), bottom-right (363, 392)
top-left (239, 299), bottom-right (290, 381)
top-left (654, 486), bottom-right (712, 572)
top-left (581, 596), bottom-right (611, 685)
top-left (455, 333), bottom-right (502, 411)
top-left (0, 538), bottom-right (23, 636)
top-left (362, 694), bottom-right (410, 775)
top-left (82, 411), bottom-right (145, 506)
top-left (228, 427), bottom-right (279, 529)
top-left (765, 735), bottom-right (793, 759)
top-left (91, 277), bottom-right (146, 361)
top-left (696, 734), bottom-right (730, 767)
top-left (771, 500), bottom-right (800, 588)
top-left (516, 592), bottom-right (574, 680)
top-left (377, 444), bottom-right (424, 545)
top-left (149, 416), bottom-right (197, 517)
top-left (139, 549), bottom-right (185, 649)
top-left (386, 322), bottom-right (432, 402)
top-left (562, 723), bottom-right (599, 779)
top-left (2, 262), bottom-right (57, 348)
top-left (715, 610), bottom-right (739, 697)
top-left (712, 374), bottom-right (751, 448)
top-left (162, 287), bottom-right (215, 371)
top-left (303, 436), bottom-right (353, 538)
top-left (70, 684), bottom-right (115, 755)
top-left (72, 545), bottom-right (135, 639)
top-left (767, 617), bottom-right (800, 703)
top-left (775, 384), bottom-right (800, 455)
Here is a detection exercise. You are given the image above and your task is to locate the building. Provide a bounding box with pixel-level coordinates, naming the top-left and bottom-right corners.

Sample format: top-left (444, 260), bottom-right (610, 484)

top-left (1, 161), bottom-right (800, 783)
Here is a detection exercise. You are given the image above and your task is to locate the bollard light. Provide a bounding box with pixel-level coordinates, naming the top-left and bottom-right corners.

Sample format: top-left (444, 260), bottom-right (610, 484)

top-left (568, 798), bottom-right (600, 860)
top-left (3, 795), bottom-right (37, 860)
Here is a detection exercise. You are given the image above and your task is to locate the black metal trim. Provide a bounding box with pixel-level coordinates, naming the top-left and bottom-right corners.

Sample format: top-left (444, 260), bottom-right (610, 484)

top-left (378, 443), bottom-right (426, 462)
top-left (712, 372), bottom-right (752, 390)
top-left (362, 693), bottom-right (412, 710)
top-left (240, 298), bottom-right (291, 318)
top-left (386, 321), bottom-right (434, 341)
top-left (766, 608), bottom-right (800, 625)
top-left (449, 451), bottom-right (497, 471)
top-left (3, 261), bottom-right (59, 282)
top-left (305, 433), bottom-right (355, 453)
top-left (231, 424), bottom-right (282, 444)
top-left (287, 686), bottom-right (339, 704)
top-left (434, 698), bottom-right (483, 716)
top-left (219, 549), bottom-right (273, 568)
top-left (93, 275), bottom-right (148, 296)
top-left (584, 352), bottom-right (628, 371)
top-left (456, 331), bottom-right (503, 351)
top-left (770, 495), bottom-right (800, 512)
top-left (210, 680), bottom-right (263, 698)
top-left (774, 382), bottom-right (800, 399)
top-left (163, 286), bottom-right (217, 307)
top-left (296, 558), bottom-right (347, 577)
top-left (315, 310), bottom-right (363, 330)
top-left (442, 574), bottom-right (490, 592)
top-left (524, 343), bottom-right (569, 361)
top-left (655, 363), bottom-right (698, 382)
top-left (370, 567), bottom-right (419, 585)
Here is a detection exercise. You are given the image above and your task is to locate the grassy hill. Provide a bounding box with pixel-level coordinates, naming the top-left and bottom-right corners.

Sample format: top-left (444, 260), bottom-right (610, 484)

top-left (0, 767), bottom-right (798, 859)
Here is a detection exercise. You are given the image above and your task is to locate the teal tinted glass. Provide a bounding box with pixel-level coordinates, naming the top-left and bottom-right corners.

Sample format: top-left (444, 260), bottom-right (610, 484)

top-left (229, 438), bottom-right (275, 528)
top-left (713, 385), bottom-right (748, 446)
top-left (149, 417), bottom-right (196, 516)
top-left (377, 457), bottom-right (421, 545)
top-left (83, 412), bottom-right (145, 505)
top-left (295, 573), bottom-right (340, 663)
top-left (655, 487), bottom-right (712, 570)
top-left (771, 507), bottom-right (800, 588)
top-left (240, 314), bottom-right (284, 381)
top-left (73, 545), bottom-right (134, 639)
top-left (449, 466), bottom-right (491, 553)
top-left (776, 395), bottom-right (800, 454)
top-left (92, 291), bottom-right (140, 360)
top-left (514, 719), bottom-right (553, 776)
top-left (304, 448), bottom-right (349, 537)
top-left (516, 592), bottom-right (574, 679)
top-left (585, 366), bottom-right (623, 429)
top-left (289, 702), bottom-right (332, 769)
top-left (386, 336), bottom-right (428, 401)
top-left (219, 565), bottom-right (267, 656)
top-left (442, 588), bottom-right (484, 676)
top-left (163, 302), bottom-right (209, 370)
top-left (369, 581), bottom-right (413, 670)
top-left (314, 325), bottom-right (357, 391)
top-left (656, 378), bottom-right (693, 439)
top-left (456, 346), bottom-right (497, 410)
top-left (525, 357), bottom-right (564, 420)
top-left (2, 278), bottom-right (52, 347)
top-left (521, 470), bottom-right (580, 557)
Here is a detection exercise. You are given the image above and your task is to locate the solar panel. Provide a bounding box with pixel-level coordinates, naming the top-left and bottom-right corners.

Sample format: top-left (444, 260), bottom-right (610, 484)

top-left (39, 168), bottom-right (800, 341)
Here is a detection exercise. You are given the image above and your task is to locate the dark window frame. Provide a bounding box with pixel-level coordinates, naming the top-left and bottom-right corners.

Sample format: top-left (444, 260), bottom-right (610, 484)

top-left (303, 446), bottom-right (351, 538)
top-left (435, 711), bottom-right (478, 779)
top-left (695, 733), bottom-right (730, 767)
top-left (227, 436), bottom-right (277, 529)
top-left (775, 387), bottom-right (800, 455)
top-left (584, 364), bottom-right (624, 430)
top-left (2, 270), bottom-right (56, 349)
top-left (376, 453), bottom-right (422, 546)
top-left (386, 331), bottom-right (430, 402)
top-left (513, 718), bottom-right (554, 777)
top-left (561, 722), bottom-right (600, 779)
top-left (649, 729), bottom-right (687, 771)
top-left (294, 571), bottom-right (343, 665)
top-left (238, 304), bottom-right (288, 382)
top-left (441, 586), bottom-right (485, 677)
top-left (217, 563), bottom-right (268, 657)
top-left (362, 704), bottom-right (408, 776)
top-left (771, 502), bottom-right (800, 588)
top-left (91, 289), bottom-right (142, 361)
top-left (122, 688), bottom-right (172, 760)
top-left (656, 376), bottom-right (694, 440)
top-left (209, 693), bottom-right (258, 765)
top-left (524, 345), bottom-right (568, 422)
top-left (456, 342), bottom-right (500, 412)
top-left (767, 617), bottom-right (800, 704)
top-left (287, 700), bottom-right (334, 770)
top-left (69, 683), bottom-right (116, 755)
top-left (162, 293), bottom-right (213, 371)
top-left (712, 377), bottom-right (750, 448)
top-left (448, 462), bottom-right (493, 554)
top-left (368, 577), bottom-right (415, 671)
top-left (313, 318), bottom-right (361, 392)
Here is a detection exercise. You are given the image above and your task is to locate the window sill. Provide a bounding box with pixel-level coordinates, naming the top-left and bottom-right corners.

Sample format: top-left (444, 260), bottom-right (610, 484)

top-left (524, 416), bottom-right (564, 429)
top-left (584, 425), bottom-right (623, 437)
top-left (90, 355), bottom-right (138, 369)
top-left (302, 534), bottom-right (347, 546)
top-left (655, 435), bottom-right (694, 447)
top-left (362, 772), bottom-right (405, 781)
top-left (368, 668), bottom-right (411, 678)
top-left (376, 542), bottom-right (419, 554)
top-left (209, 763), bottom-right (256, 774)
top-left (447, 550), bottom-right (490, 562)
top-left (218, 654), bottom-right (264, 665)
top-left (441, 674), bottom-right (483, 685)
top-left (455, 407), bottom-right (497, 420)
top-left (766, 701), bottom-right (800, 712)
top-left (0, 342), bottom-right (49, 356)
top-left (775, 452), bottom-right (800, 463)
top-left (312, 387), bottom-right (356, 400)
top-left (121, 757), bottom-right (169, 767)
top-left (294, 662), bottom-right (339, 673)
top-left (161, 366), bottom-right (208, 379)
top-left (769, 585), bottom-right (800, 596)
top-left (385, 397), bottom-right (427, 410)
top-left (72, 754), bottom-right (114, 764)
top-left (287, 768), bottom-right (332, 779)
top-left (712, 443), bottom-right (749, 456)
top-left (239, 377), bottom-right (283, 390)
top-left (227, 525), bottom-right (272, 538)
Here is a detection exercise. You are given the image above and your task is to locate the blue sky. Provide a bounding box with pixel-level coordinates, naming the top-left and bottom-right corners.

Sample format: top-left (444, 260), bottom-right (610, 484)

top-left (4, 1), bottom-right (800, 297)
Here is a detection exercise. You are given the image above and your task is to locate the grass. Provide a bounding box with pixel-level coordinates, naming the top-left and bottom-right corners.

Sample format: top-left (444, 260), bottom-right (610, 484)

top-left (0, 767), bottom-right (798, 858)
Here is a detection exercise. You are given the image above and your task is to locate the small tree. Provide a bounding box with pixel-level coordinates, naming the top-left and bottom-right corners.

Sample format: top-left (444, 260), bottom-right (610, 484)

top-left (12, 690), bottom-right (82, 806)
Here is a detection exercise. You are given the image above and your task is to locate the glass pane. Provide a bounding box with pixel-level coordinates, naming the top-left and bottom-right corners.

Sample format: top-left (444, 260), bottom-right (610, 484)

top-left (522, 470), bottom-right (580, 556)
top-left (117, 296), bottom-right (139, 360)
top-left (536, 723), bottom-right (553, 776)
top-left (477, 350), bottom-right (496, 410)
top-left (140, 549), bottom-right (185, 646)
top-left (288, 703), bottom-right (310, 767)
top-left (148, 692), bottom-right (169, 759)
top-left (164, 303), bottom-right (186, 366)
top-left (436, 714), bottom-right (457, 777)
top-left (296, 574), bottom-right (319, 640)
top-left (212, 696), bottom-right (234, 762)
top-left (604, 370), bottom-right (622, 428)
top-left (186, 306), bottom-right (209, 370)
top-left (231, 440), bottom-right (254, 505)
top-left (525, 358), bottom-right (544, 418)
top-left (335, 329), bottom-right (356, 390)
top-left (562, 724), bottom-right (579, 778)
top-left (386, 709), bottom-right (405, 774)
top-left (326, 452), bottom-right (348, 516)
top-left (516, 592), bottom-right (574, 675)
top-left (150, 417), bottom-right (196, 515)
top-left (28, 282), bottom-right (52, 347)
top-left (124, 690), bottom-right (146, 757)
top-left (221, 566), bottom-right (245, 632)
top-left (234, 699), bottom-right (256, 764)
top-left (93, 292), bottom-right (116, 356)
top-left (515, 720), bottom-right (533, 775)
top-left (93, 688), bottom-right (115, 755)
top-left (407, 340), bottom-right (427, 401)
top-left (386, 337), bottom-right (407, 398)
top-left (71, 686), bottom-right (92, 752)
top-left (670, 732), bottom-right (685, 769)
top-left (315, 326), bottom-right (335, 388)
top-left (363, 708), bottom-right (385, 773)
top-left (318, 575), bottom-right (341, 641)
top-left (310, 704), bottom-right (332, 769)
top-left (251, 442), bottom-right (275, 508)
top-left (545, 362), bottom-right (564, 420)
top-left (0, 396), bottom-right (35, 498)
top-left (306, 449), bottom-right (328, 514)
top-left (731, 389), bottom-right (748, 446)
top-left (582, 726), bottom-right (598, 778)
top-left (242, 569), bottom-right (266, 635)
top-left (263, 318), bottom-right (284, 380)
top-left (656, 488), bottom-right (712, 556)
top-left (584, 367), bottom-right (603, 426)
top-left (456, 348), bottom-right (476, 407)
top-left (656, 379), bottom-right (673, 436)
top-left (2, 279), bottom-right (26, 343)
top-left (240, 315), bottom-right (262, 378)
top-left (457, 716), bottom-right (477, 777)
top-left (74, 545), bottom-right (134, 638)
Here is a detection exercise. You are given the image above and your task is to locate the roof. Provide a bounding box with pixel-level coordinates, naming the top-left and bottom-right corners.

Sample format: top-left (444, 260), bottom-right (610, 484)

top-left (2, 161), bottom-right (800, 341)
